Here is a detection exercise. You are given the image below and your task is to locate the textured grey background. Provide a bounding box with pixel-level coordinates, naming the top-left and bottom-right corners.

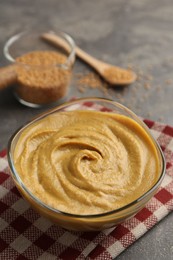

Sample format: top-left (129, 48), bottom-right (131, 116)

top-left (0, 0), bottom-right (173, 259)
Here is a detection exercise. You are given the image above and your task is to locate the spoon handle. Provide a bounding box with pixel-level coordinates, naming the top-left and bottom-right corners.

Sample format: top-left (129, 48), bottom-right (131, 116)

top-left (41, 33), bottom-right (102, 70)
top-left (0, 65), bottom-right (17, 90)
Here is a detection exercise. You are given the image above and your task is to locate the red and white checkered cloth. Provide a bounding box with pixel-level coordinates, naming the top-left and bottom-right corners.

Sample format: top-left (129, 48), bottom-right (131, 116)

top-left (0, 101), bottom-right (173, 259)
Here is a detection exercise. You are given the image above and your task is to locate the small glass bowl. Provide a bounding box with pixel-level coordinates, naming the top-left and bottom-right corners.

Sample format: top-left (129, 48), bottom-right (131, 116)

top-left (7, 98), bottom-right (165, 231)
top-left (4, 30), bottom-right (75, 108)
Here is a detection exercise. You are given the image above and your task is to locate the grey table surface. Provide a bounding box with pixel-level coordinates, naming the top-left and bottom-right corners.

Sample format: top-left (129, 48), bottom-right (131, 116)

top-left (0, 0), bottom-right (173, 259)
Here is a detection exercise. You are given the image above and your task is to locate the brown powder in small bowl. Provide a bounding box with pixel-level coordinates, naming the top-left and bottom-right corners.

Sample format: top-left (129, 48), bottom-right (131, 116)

top-left (15, 51), bottom-right (72, 106)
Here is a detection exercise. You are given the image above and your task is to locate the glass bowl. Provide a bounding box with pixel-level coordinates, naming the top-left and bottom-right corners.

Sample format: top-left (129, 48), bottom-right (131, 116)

top-left (7, 98), bottom-right (165, 231)
top-left (4, 29), bottom-right (75, 108)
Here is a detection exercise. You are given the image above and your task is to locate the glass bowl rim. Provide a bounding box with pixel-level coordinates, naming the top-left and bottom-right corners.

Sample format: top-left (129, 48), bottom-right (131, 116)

top-left (7, 97), bottom-right (166, 219)
top-left (3, 29), bottom-right (76, 69)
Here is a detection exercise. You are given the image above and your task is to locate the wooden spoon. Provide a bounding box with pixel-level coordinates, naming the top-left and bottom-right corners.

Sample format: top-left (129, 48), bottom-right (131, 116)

top-left (41, 32), bottom-right (137, 86)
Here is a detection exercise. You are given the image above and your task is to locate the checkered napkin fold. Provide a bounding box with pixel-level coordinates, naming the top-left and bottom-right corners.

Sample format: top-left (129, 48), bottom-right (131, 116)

top-left (0, 102), bottom-right (173, 259)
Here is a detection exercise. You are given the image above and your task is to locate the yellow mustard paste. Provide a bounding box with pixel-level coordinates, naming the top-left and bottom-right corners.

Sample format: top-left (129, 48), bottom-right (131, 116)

top-left (14, 110), bottom-right (160, 215)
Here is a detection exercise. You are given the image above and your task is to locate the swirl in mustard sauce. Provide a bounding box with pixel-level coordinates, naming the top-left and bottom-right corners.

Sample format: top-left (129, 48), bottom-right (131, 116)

top-left (14, 110), bottom-right (160, 215)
